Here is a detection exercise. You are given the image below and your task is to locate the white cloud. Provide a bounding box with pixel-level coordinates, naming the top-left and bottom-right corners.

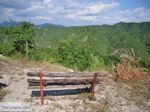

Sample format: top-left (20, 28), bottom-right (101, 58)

top-left (84, 2), bottom-right (119, 14)
top-left (24, 3), bottom-right (43, 12)
top-left (0, 0), bottom-right (150, 25)
top-left (2, 8), bottom-right (14, 16)
top-left (31, 16), bottom-right (52, 20)
top-left (0, 8), bottom-right (14, 21)
top-left (110, 7), bottom-right (150, 23)
top-left (63, 14), bottom-right (98, 21)
top-left (59, 1), bottom-right (119, 21)
top-left (43, 0), bottom-right (52, 5)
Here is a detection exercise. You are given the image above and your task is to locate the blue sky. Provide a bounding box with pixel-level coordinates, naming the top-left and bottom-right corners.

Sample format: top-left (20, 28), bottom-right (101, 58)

top-left (0, 0), bottom-right (150, 26)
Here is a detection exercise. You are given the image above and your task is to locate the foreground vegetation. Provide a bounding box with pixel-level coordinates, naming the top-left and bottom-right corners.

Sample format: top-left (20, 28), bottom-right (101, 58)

top-left (0, 88), bottom-right (7, 101)
top-left (0, 21), bottom-right (150, 71)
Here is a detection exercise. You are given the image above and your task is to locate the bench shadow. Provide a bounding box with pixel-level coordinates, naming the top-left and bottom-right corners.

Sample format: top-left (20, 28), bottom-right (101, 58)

top-left (31, 88), bottom-right (91, 97)
top-left (0, 83), bottom-right (8, 89)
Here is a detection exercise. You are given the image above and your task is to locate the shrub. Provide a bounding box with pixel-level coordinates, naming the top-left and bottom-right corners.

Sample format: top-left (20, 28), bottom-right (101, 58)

top-left (13, 22), bottom-right (35, 58)
top-left (90, 55), bottom-right (106, 70)
top-left (115, 58), bottom-right (147, 81)
top-left (0, 44), bottom-right (14, 56)
top-left (56, 39), bottom-right (93, 71)
top-left (0, 89), bottom-right (7, 101)
top-left (109, 55), bottom-right (120, 65)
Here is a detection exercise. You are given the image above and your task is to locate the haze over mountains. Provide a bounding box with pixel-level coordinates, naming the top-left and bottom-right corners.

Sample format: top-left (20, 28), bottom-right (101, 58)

top-left (0, 20), bottom-right (65, 28)
top-left (1, 20), bottom-right (149, 28)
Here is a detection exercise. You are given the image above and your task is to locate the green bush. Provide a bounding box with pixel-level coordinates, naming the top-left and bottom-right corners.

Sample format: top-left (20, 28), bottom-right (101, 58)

top-left (28, 48), bottom-right (51, 61)
top-left (109, 55), bottom-right (120, 65)
top-left (56, 39), bottom-right (93, 71)
top-left (90, 55), bottom-right (106, 70)
top-left (0, 44), bottom-right (14, 56)
top-left (0, 89), bottom-right (7, 101)
top-left (12, 22), bottom-right (35, 58)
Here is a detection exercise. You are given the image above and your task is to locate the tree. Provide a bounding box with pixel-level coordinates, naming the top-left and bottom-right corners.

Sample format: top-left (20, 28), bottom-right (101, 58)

top-left (147, 39), bottom-right (150, 53)
top-left (13, 22), bottom-right (35, 58)
top-left (56, 39), bottom-right (93, 70)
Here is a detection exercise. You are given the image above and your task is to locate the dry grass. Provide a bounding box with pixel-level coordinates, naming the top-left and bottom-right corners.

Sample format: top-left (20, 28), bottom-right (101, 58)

top-left (26, 61), bottom-right (72, 72)
top-left (115, 58), bottom-right (147, 81)
top-left (9, 57), bottom-right (73, 72)
top-left (0, 88), bottom-right (7, 101)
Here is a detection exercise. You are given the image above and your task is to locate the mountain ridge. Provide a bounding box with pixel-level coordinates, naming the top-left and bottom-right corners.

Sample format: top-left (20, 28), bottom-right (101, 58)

top-left (0, 20), bottom-right (150, 28)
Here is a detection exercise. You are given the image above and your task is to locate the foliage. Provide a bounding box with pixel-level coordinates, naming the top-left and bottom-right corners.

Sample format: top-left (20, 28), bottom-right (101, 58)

top-left (29, 48), bottom-right (55, 62)
top-left (56, 39), bottom-right (93, 70)
top-left (0, 89), bottom-right (7, 101)
top-left (90, 55), bottom-right (106, 70)
top-left (0, 22), bottom-right (150, 71)
top-left (0, 44), bottom-right (14, 56)
top-left (115, 58), bottom-right (147, 81)
top-left (13, 22), bottom-right (35, 57)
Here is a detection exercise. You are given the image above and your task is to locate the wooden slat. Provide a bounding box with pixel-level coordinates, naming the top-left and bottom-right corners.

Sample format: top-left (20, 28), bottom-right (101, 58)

top-left (27, 72), bottom-right (108, 77)
top-left (27, 78), bottom-right (97, 85)
top-left (27, 78), bottom-right (93, 82)
top-left (27, 76), bottom-right (94, 80)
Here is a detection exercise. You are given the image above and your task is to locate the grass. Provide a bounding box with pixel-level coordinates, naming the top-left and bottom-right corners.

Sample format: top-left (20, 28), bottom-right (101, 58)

top-left (145, 67), bottom-right (150, 74)
top-left (8, 55), bottom-right (72, 72)
top-left (0, 88), bottom-right (7, 101)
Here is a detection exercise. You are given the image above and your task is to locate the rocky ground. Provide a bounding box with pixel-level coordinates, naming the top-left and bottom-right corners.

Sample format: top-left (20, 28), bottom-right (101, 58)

top-left (0, 56), bottom-right (150, 112)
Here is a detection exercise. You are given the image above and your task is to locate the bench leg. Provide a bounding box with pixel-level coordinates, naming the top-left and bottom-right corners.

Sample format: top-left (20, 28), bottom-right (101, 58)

top-left (92, 73), bottom-right (97, 97)
top-left (40, 72), bottom-right (44, 105)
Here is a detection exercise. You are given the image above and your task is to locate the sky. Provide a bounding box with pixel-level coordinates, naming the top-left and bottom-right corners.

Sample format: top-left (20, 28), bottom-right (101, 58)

top-left (0, 0), bottom-right (150, 26)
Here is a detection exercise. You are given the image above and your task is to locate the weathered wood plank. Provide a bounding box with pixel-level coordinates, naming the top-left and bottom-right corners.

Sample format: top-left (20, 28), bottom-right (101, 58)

top-left (27, 78), bottom-right (93, 82)
top-left (27, 76), bottom-right (94, 80)
top-left (27, 78), bottom-right (98, 85)
top-left (27, 72), bottom-right (108, 77)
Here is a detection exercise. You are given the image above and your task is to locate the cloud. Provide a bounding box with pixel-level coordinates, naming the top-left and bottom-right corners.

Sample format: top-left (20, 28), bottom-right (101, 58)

top-left (0, 0), bottom-right (150, 25)
top-left (59, 1), bottom-right (119, 21)
top-left (62, 14), bottom-right (98, 21)
top-left (0, 7), bottom-right (14, 21)
top-left (110, 7), bottom-right (150, 23)
top-left (83, 2), bottom-right (119, 15)
top-left (43, 0), bottom-right (53, 4)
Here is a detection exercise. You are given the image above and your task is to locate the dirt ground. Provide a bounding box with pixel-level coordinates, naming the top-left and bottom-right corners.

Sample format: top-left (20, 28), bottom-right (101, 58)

top-left (0, 57), bottom-right (150, 112)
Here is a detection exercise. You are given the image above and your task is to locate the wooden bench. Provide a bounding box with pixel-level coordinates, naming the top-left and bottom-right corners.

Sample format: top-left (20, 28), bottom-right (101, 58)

top-left (27, 72), bottom-right (107, 105)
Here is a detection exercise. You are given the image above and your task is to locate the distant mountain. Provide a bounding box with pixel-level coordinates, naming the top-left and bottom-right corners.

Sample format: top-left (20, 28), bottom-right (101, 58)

top-left (34, 22), bottom-right (150, 63)
top-left (0, 20), bottom-right (20, 27)
top-left (0, 20), bottom-right (65, 28)
top-left (36, 23), bottom-right (65, 28)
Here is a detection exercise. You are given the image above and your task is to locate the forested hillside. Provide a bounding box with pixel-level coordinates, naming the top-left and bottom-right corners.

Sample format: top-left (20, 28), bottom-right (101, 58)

top-left (0, 22), bottom-right (150, 71)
